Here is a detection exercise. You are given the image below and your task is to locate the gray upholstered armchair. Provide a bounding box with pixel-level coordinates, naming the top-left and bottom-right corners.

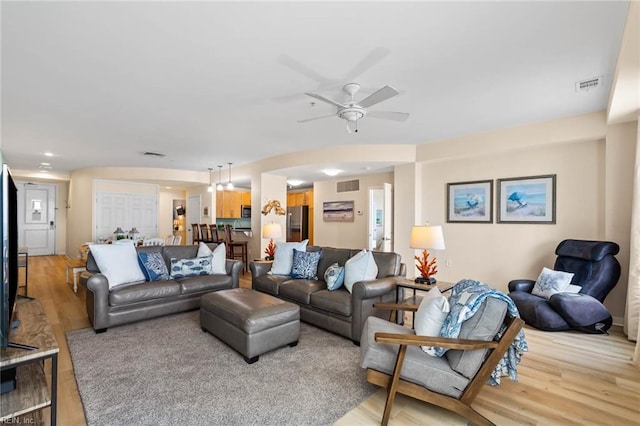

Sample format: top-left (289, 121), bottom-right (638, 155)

top-left (508, 239), bottom-right (620, 333)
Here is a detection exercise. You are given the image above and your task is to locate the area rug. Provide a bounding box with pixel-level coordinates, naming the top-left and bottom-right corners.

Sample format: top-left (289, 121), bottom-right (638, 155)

top-left (66, 311), bottom-right (376, 425)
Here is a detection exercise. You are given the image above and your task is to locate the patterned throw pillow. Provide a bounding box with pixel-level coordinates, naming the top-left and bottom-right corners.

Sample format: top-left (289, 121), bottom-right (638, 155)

top-left (531, 267), bottom-right (574, 299)
top-left (324, 262), bottom-right (345, 291)
top-left (290, 249), bottom-right (322, 279)
top-left (138, 251), bottom-right (169, 282)
top-left (170, 255), bottom-right (213, 279)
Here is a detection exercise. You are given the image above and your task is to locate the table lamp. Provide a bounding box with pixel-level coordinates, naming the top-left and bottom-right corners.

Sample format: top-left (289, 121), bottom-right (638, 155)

top-left (263, 223), bottom-right (282, 260)
top-left (410, 224), bottom-right (445, 284)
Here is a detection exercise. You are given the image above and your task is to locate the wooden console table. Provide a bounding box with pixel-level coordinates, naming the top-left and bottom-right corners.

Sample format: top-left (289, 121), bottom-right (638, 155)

top-left (0, 298), bottom-right (59, 425)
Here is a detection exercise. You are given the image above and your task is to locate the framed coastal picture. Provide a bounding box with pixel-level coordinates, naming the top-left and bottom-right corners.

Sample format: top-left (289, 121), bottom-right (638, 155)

top-left (497, 174), bottom-right (556, 224)
top-left (323, 201), bottom-right (354, 222)
top-left (447, 180), bottom-right (493, 223)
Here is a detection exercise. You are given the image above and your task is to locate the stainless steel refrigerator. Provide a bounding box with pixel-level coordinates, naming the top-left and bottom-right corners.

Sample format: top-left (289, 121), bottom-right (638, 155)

top-left (287, 205), bottom-right (309, 242)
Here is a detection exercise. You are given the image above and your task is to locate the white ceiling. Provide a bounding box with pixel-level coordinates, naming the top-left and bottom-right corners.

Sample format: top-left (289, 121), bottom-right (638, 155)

top-left (0, 1), bottom-right (630, 187)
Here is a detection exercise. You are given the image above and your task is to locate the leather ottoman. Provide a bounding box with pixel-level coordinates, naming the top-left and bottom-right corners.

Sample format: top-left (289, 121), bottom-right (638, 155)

top-left (200, 288), bottom-right (300, 363)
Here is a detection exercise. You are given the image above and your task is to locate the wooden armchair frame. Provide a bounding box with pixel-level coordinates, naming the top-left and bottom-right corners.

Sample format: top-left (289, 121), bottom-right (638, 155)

top-left (368, 302), bottom-right (524, 426)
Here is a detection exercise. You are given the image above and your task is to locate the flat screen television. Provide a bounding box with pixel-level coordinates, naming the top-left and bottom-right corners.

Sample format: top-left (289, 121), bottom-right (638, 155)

top-left (0, 163), bottom-right (19, 393)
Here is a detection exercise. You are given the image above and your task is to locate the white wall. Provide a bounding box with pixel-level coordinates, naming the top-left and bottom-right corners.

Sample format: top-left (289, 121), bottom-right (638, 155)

top-left (313, 172), bottom-right (394, 249)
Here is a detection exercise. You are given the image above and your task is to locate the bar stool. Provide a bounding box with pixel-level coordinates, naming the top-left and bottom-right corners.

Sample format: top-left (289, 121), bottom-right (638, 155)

top-left (208, 224), bottom-right (220, 243)
top-left (191, 223), bottom-right (201, 244)
top-left (199, 224), bottom-right (213, 243)
top-left (224, 224), bottom-right (248, 273)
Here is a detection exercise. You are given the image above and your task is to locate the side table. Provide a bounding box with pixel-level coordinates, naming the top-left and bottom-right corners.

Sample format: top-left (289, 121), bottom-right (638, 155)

top-left (395, 279), bottom-right (454, 325)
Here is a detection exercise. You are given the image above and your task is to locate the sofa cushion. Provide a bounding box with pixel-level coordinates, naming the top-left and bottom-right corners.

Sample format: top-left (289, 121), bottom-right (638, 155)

top-left (252, 274), bottom-right (290, 296)
top-left (89, 240), bottom-right (146, 288)
top-left (290, 248), bottom-right (322, 279)
top-left (161, 245), bottom-right (199, 268)
top-left (314, 247), bottom-right (352, 282)
top-left (197, 242), bottom-right (227, 274)
top-left (109, 281), bottom-right (181, 306)
top-left (344, 250), bottom-right (378, 293)
top-left (137, 251), bottom-right (170, 282)
top-left (279, 279), bottom-right (326, 304)
top-left (270, 240), bottom-right (309, 275)
top-left (170, 256), bottom-right (213, 278)
top-left (178, 275), bottom-right (233, 295)
top-left (324, 262), bottom-right (345, 291)
top-left (310, 288), bottom-right (352, 316)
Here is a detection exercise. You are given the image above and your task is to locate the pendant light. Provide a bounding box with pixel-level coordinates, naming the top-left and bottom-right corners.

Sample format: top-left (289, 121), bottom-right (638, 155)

top-left (207, 167), bottom-right (214, 192)
top-left (226, 162), bottom-right (234, 190)
top-left (216, 165), bottom-right (224, 191)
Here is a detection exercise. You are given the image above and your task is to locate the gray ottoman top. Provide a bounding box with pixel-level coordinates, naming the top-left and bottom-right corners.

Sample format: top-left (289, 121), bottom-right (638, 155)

top-left (201, 288), bottom-right (299, 334)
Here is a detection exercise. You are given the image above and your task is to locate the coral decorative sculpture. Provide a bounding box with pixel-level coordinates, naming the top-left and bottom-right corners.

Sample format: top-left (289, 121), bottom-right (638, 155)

top-left (414, 249), bottom-right (438, 284)
top-left (264, 239), bottom-right (276, 260)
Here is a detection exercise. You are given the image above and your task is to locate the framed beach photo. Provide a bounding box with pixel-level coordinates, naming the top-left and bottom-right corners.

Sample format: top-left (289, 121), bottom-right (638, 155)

top-left (497, 174), bottom-right (556, 224)
top-left (323, 201), bottom-right (354, 222)
top-left (447, 180), bottom-right (493, 223)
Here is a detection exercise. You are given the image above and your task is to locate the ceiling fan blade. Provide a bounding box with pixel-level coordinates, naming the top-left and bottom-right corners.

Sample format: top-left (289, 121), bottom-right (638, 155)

top-left (367, 111), bottom-right (410, 122)
top-left (343, 47), bottom-right (391, 82)
top-left (277, 54), bottom-right (335, 86)
top-left (297, 114), bottom-right (336, 123)
top-left (304, 92), bottom-right (344, 109)
top-left (358, 86), bottom-right (400, 108)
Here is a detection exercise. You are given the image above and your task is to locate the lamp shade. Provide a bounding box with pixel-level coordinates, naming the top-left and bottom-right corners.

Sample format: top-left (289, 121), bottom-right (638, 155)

top-left (263, 223), bottom-right (283, 239)
top-left (410, 225), bottom-right (445, 250)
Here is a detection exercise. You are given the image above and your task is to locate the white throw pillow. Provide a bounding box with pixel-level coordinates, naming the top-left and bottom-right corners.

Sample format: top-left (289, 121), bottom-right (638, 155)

top-left (269, 240), bottom-right (309, 275)
top-left (197, 242), bottom-right (226, 274)
top-left (343, 250), bottom-right (378, 293)
top-left (414, 287), bottom-right (450, 354)
top-left (89, 240), bottom-right (146, 289)
top-left (531, 267), bottom-right (574, 299)
top-left (564, 284), bottom-right (582, 294)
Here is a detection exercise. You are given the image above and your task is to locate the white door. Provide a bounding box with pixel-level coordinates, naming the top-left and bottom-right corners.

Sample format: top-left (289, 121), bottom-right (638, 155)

top-left (187, 195), bottom-right (200, 244)
top-left (368, 183), bottom-right (393, 252)
top-left (16, 181), bottom-right (56, 255)
top-left (95, 192), bottom-right (157, 241)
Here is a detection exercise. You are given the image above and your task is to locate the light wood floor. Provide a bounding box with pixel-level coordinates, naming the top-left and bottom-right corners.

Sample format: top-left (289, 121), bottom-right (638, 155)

top-left (16, 255), bottom-right (640, 425)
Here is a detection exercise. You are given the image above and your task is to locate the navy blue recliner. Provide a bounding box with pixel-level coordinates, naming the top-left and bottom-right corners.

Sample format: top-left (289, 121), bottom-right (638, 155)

top-left (508, 239), bottom-right (620, 334)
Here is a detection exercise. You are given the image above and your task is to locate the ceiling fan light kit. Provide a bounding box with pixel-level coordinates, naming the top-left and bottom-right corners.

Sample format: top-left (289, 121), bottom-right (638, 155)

top-left (299, 82), bottom-right (409, 133)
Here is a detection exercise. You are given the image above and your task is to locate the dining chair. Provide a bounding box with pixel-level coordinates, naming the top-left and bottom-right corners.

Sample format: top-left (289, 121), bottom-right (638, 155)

top-left (191, 223), bottom-right (201, 245)
top-left (208, 224), bottom-right (220, 243)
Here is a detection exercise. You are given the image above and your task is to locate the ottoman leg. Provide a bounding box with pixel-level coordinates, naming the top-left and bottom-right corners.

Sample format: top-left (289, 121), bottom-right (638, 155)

top-left (244, 355), bottom-right (259, 364)
top-left (289, 341), bottom-right (298, 347)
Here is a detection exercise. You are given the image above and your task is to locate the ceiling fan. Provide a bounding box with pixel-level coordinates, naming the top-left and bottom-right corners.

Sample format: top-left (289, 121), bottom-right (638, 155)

top-left (298, 82), bottom-right (409, 133)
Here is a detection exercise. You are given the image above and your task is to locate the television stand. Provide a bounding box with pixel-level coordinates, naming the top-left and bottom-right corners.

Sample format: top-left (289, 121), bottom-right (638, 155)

top-left (0, 298), bottom-right (58, 424)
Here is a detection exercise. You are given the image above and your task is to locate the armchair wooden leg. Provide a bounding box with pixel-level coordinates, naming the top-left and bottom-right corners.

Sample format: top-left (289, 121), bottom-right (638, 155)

top-left (382, 344), bottom-right (407, 425)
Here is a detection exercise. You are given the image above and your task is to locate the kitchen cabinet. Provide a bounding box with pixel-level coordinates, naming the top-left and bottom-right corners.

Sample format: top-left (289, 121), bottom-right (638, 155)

top-left (216, 190), bottom-right (247, 218)
top-left (241, 192), bottom-right (251, 206)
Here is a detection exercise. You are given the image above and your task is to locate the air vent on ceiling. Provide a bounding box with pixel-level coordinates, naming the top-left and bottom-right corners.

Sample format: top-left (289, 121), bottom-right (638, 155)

top-left (575, 76), bottom-right (603, 92)
top-left (143, 151), bottom-right (166, 158)
top-left (337, 179), bottom-right (360, 193)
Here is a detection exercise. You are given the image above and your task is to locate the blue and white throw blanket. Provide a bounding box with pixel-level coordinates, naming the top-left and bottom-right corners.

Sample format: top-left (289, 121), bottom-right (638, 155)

top-left (425, 279), bottom-right (528, 386)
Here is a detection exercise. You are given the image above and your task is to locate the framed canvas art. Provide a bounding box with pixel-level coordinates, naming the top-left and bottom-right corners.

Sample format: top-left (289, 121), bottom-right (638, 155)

top-left (323, 201), bottom-right (354, 222)
top-left (497, 174), bottom-right (556, 224)
top-left (446, 180), bottom-right (493, 223)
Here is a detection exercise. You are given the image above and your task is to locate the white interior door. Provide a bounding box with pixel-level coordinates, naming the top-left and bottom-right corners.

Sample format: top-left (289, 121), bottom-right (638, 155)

top-left (368, 183), bottom-right (393, 252)
top-left (187, 195), bottom-right (200, 244)
top-left (95, 192), bottom-right (157, 241)
top-left (16, 181), bottom-right (56, 255)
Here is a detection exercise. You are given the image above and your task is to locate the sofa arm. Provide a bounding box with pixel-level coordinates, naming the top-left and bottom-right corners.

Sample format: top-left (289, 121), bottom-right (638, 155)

top-left (508, 279), bottom-right (535, 293)
top-left (85, 273), bottom-right (111, 331)
top-left (352, 277), bottom-right (397, 300)
top-left (226, 260), bottom-right (243, 288)
top-left (250, 261), bottom-right (272, 278)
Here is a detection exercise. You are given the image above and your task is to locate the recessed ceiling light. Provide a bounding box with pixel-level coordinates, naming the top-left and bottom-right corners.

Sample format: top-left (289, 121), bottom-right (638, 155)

top-left (322, 169), bottom-right (341, 177)
top-left (44, 152), bottom-right (54, 157)
top-left (165, 186), bottom-right (172, 190)
top-left (39, 170), bottom-right (48, 173)
top-left (287, 179), bottom-right (304, 186)
top-left (40, 162), bottom-right (50, 166)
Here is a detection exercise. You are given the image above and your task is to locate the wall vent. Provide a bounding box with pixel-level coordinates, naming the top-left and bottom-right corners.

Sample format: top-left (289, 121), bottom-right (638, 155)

top-left (575, 76), bottom-right (603, 92)
top-left (337, 179), bottom-right (360, 193)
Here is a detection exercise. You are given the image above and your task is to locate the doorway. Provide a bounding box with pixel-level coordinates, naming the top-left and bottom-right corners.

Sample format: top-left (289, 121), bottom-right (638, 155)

top-left (16, 181), bottom-right (57, 255)
top-left (187, 195), bottom-right (201, 244)
top-left (368, 183), bottom-right (393, 252)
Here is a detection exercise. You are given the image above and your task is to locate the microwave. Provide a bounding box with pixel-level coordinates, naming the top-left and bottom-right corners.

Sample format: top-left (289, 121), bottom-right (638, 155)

top-left (241, 205), bottom-right (251, 218)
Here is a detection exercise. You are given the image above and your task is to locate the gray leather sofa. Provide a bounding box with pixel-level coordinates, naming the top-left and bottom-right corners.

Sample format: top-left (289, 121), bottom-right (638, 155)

top-left (250, 246), bottom-right (405, 344)
top-left (83, 244), bottom-right (243, 332)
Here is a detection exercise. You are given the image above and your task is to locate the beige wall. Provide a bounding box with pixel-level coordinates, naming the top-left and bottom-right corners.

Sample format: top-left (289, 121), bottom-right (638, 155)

top-left (159, 188), bottom-right (187, 239)
top-left (313, 172), bottom-right (394, 249)
top-left (410, 112), bottom-right (636, 322)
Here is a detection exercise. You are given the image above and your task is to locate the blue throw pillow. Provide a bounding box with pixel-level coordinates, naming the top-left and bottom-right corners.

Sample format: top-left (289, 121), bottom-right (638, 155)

top-left (138, 251), bottom-right (169, 282)
top-left (170, 255), bottom-right (212, 279)
top-left (290, 249), bottom-right (322, 279)
top-left (324, 262), bottom-right (345, 291)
